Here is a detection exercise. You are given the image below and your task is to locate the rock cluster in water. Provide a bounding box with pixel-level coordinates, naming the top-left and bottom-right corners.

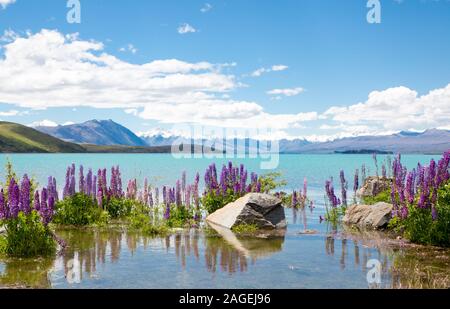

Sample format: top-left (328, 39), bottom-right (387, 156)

top-left (206, 193), bottom-right (287, 230)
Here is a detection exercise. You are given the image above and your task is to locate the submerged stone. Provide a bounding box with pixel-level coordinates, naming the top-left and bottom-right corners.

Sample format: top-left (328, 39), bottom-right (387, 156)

top-left (343, 202), bottom-right (393, 230)
top-left (206, 193), bottom-right (287, 230)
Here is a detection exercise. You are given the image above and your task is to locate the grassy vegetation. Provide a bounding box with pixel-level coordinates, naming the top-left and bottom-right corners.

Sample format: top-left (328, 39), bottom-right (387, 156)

top-left (1, 211), bottom-right (56, 257)
top-left (231, 223), bottom-right (259, 235)
top-left (362, 189), bottom-right (391, 205)
top-left (0, 122), bottom-right (86, 153)
top-left (0, 121), bottom-right (174, 154)
top-left (52, 193), bottom-right (109, 226)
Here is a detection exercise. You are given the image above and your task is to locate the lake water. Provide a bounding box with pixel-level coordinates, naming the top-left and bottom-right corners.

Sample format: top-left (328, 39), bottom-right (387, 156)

top-left (0, 154), bottom-right (449, 289)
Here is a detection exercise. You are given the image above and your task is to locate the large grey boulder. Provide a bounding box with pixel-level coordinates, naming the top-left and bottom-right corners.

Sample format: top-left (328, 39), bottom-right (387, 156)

top-left (206, 193), bottom-right (287, 230)
top-left (357, 176), bottom-right (392, 198)
top-left (343, 202), bottom-right (393, 229)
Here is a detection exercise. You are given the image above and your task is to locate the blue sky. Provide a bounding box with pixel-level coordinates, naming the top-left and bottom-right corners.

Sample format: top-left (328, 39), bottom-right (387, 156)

top-left (0, 0), bottom-right (449, 141)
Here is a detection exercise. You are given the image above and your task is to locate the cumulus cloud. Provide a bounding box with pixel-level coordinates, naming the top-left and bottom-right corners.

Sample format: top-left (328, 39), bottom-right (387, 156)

top-left (0, 29), bottom-right (317, 134)
top-left (250, 65), bottom-right (288, 77)
top-left (323, 84), bottom-right (450, 133)
top-left (28, 120), bottom-right (58, 127)
top-left (0, 0), bottom-right (16, 9)
top-left (267, 87), bottom-right (304, 97)
top-left (177, 23), bottom-right (197, 34)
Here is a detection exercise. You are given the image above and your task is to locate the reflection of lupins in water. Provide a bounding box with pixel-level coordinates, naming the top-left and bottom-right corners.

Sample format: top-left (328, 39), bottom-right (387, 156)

top-left (204, 238), bottom-right (248, 274)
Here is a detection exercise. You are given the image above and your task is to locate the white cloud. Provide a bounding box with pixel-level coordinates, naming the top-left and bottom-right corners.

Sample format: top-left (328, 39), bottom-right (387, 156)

top-left (177, 23), bottom-right (197, 34)
top-left (267, 87), bottom-right (304, 97)
top-left (323, 84), bottom-right (450, 132)
top-left (0, 109), bottom-right (19, 116)
top-left (125, 108), bottom-right (139, 116)
top-left (271, 65), bottom-right (288, 71)
top-left (0, 29), bottom-right (317, 133)
top-left (200, 3), bottom-right (212, 13)
top-left (251, 65), bottom-right (288, 77)
top-left (119, 44), bottom-right (137, 54)
top-left (0, 0), bottom-right (15, 9)
top-left (29, 120), bottom-right (58, 128)
top-left (62, 121), bottom-right (75, 126)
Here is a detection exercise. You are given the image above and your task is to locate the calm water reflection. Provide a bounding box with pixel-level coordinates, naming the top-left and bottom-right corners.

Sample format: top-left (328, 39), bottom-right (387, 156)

top-left (1, 222), bottom-right (449, 288)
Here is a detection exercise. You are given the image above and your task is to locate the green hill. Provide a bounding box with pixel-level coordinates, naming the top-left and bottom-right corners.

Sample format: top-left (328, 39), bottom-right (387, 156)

top-left (0, 121), bottom-right (86, 153)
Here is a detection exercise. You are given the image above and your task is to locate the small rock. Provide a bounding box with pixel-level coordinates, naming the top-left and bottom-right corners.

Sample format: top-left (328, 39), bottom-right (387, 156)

top-left (343, 202), bottom-right (393, 230)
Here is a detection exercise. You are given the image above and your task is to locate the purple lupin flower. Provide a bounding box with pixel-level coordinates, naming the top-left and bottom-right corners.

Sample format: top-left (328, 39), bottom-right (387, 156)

top-left (52, 177), bottom-right (59, 202)
top-left (239, 170), bottom-right (247, 195)
top-left (92, 176), bottom-right (97, 200)
top-left (325, 179), bottom-right (340, 208)
top-left (86, 169), bottom-right (93, 197)
top-left (63, 167), bottom-right (70, 198)
top-left (0, 189), bottom-right (6, 219)
top-left (164, 204), bottom-right (171, 220)
top-left (292, 191), bottom-right (298, 208)
top-left (117, 168), bottom-right (123, 197)
top-left (79, 165), bottom-right (85, 194)
top-left (100, 168), bottom-right (107, 194)
top-left (8, 178), bottom-right (20, 218)
top-left (405, 171), bottom-right (415, 205)
top-left (220, 167), bottom-right (227, 193)
top-left (34, 190), bottom-right (41, 211)
top-left (110, 167), bottom-right (117, 197)
top-left (20, 174), bottom-right (31, 215)
top-left (193, 173), bottom-right (200, 209)
top-left (40, 188), bottom-right (48, 221)
top-left (43, 196), bottom-right (54, 225)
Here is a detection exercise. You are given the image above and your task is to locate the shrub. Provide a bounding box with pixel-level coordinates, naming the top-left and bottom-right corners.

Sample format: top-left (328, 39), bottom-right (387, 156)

top-left (166, 205), bottom-right (195, 228)
top-left (362, 189), bottom-right (391, 205)
top-left (403, 181), bottom-right (450, 246)
top-left (1, 211), bottom-right (56, 257)
top-left (53, 193), bottom-right (108, 226)
top-left (390, 152), bottom-right (450, 246)
top-left (106, 197), bottom-right (134, 219)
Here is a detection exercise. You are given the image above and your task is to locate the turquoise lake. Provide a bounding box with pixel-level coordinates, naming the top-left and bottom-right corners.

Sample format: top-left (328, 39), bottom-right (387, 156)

top-left (1, 153), bottom-right (449, 289)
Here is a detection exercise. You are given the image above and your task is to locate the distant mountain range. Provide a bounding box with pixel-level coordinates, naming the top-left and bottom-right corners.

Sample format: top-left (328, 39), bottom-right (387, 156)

top-left (30, 119), bottom-right (450, 154)
top-left (36, 120), bottom-right (147, 147)
top-left (290, 129), bottom-right (450, 154)
top-left (0, 121), bottom-right (171, 153)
